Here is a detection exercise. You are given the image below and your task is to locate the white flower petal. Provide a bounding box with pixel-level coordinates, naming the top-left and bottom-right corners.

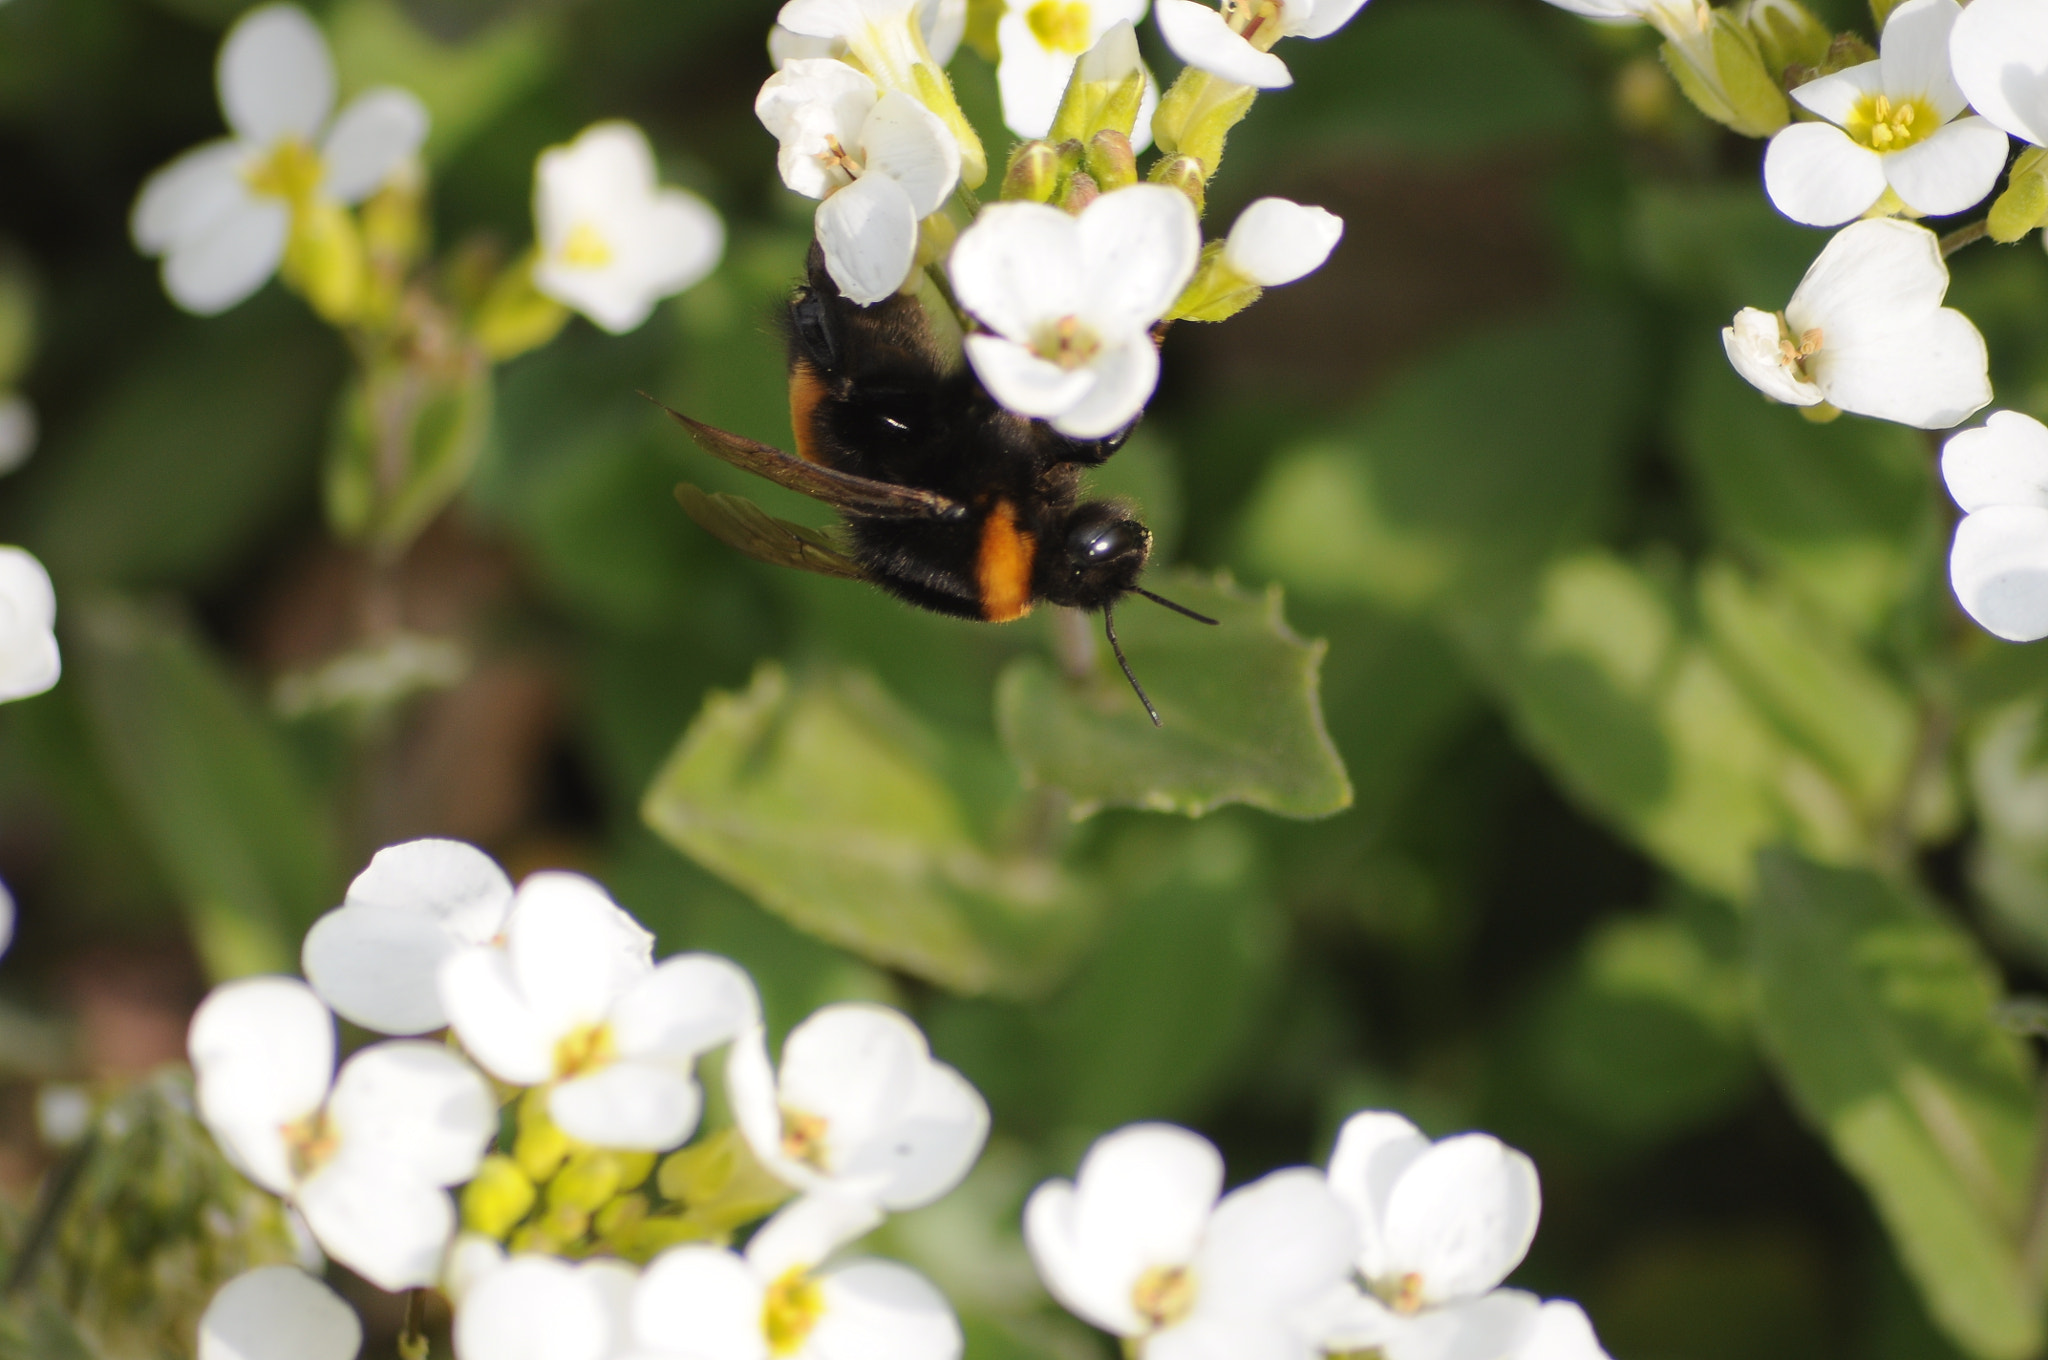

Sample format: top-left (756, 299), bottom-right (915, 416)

top-left (1224, 198), bottom-right (1343, 286)
top-left (1195, 1167), bottom-right (1357, 1316)
top-left (535, 122), bottom-right (657, 254)
top-left (1722, 307), bottom-right (1823, 407)
top-left (548, 1062), bottom-right (703, 1151)
top-left (725, 1024), bottom-right (791, 1184)
top-left (758, 59), bottom-right (881, 200)
top-left (1155, 0), bottom-right (1293, 88)
top-left (457, 1256), bottom-right (620, 1360)
top-left (439, 947), bottom-right (558, 1085)
top-left (0, 547), bottom-right (59, 703)
top-left (859, 91), bottom-right (961, 217)
top-left (1810, 304), bottom-right (1990, 428)
top-left (777, 1004), bottom-right (924, 1156)
top-left (610, 188), bottom-right (726, 313)
top-left (1788, 62), bottom-right (1884, 126)
top-left (771, 23), bottom-right (848, 66)
top-left (326, 1041), bottom-right (495, 1186)
top-left (1326, 1111), bottom-right (1432, 1281)
top-left (1148, 1314), bottom-right (1303, 1360)
top-left (1293, 0), bottom-right (1370, 40)
top-left (964, 335), bottom-right (1096, 419)
top-left (189, 977), bottom-right (334, 1194)
top-left (1952, 0), bottom-right (2048, 146)
top-left (817, 171), bottom-right (921, 306)
top-left (949, 200), bottom-right (1085, 340)
top-left (344, 838), bottom-right (514, 936)
top-left (1944, 410), bottom-right (2048, 513)
top-left (1878, 0), bottom-right (1966, 120)
top-left (1952, 504), bottom-right (2048, 641)
top-left (854, 1057), bottom-right (989, 1210)
top-left (995, 9), bottom-right (1086, 141)
top-left (1077, 183), bottom-right (1202, 333)
top-left (611, 953), bottom-right (759, 1064)
top-left (506, 872), bottom-right (654, 1040)
top-left (1883, 116), bottom-right (2008, 218)
top-left (1047, 334), bottom-right (1158, 439)
top-left (131, 140), bottom-right (250, 255)
top-left (1762, 123), bottom-right (1885, 227)
top-left (1382, 1291), bottom-right (1545, 1360)
top-left (321, 89), bottom-right (429, 204)
top-left (162, 199), bottom-right (290, 316)
top-left (1380, 1134), bottom-right (1541, 1302)
top-left (746, 1194), bottom-right (886, 1278)
top-left (811, 1260), bottom-right (963, 1360)
top-left (1785, 218), bottom-right (1947, 339)
top-left (297, 1159), bottom-right (454, 1291)
top-left (1312, 1286), bottom-right (1404, 1353)
top-left (444, 1234), bottom-right (509, 1306)
top-left (632, 1247), bottom-right (767, 1360)
top-left (1515, 1301), bottom-right (1612, 1360)
top-left (1023, 1182), bottom-right (1140, 1335)
top-left (218, 4), bottom-right (336, 145)
top-left (200, 1266), bottom-right (362, 1360)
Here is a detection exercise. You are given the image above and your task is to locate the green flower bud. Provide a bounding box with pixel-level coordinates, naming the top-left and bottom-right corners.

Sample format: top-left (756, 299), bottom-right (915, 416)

top-left (1086, 129), bottom-right (1138, 193)
top-left (462, 1154), bottom-right (538, 1240)
top-left (549, 1149), bottom-right (626, 1212)
top-left (281, 199), bottom-right (367, 325)
top-left (1049, 20), bottom-right (1149, 146)
top-left (1148, 154), bottom-right (1208, 215)
top-left (594, 1192), bottom-right (650, 1244)
top-left (1166, 242), bottom-right (1263, 324)
top-left (1152, 68), bottom-right (1257, 187)
top-left (1740, 0), bottom-right (1829, 77)
top-left (513, 1091), bottom-right (572, 1182)
top-left (1991, 148), bottom-right (2048, 244)
top-left (1003, 140), bottom-right (1062, 202)
top-left (1656, 6), bottom-right (1790, 138)
top-left (1060, 170), bottom-right (1101, 213)
top-left (657, 1127), bottom-right (791, 1231)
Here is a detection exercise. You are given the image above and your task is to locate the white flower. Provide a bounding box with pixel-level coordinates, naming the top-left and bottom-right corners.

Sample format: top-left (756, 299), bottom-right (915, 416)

top-left (200, 1266), bottom-right (362, 1360)
top-left (0, 393), bottom-right (35, 476)
top-left (1024, 1122), bottom-right (1356, 1357)
top-left (756, 60), bottom-right (961, 305)
top-left (1314, 1112), bottom-right (1608, 1360)
top-left (1951, 0), bottom-right (2048, 148)
top-left (1942, 410), bottom-right (2048, 642)
top-left (1533, 0), bottom-right (1700, 22)
top-left (0, 877), bottom-right (14, 964)
top-left (302, 838), bottom-right (513, 1037)
top-left (949, 184), bottom-right (1199, 439)
top-left (726, 1002), bottom-right (988, 1210)
top-left (628, 1195), bottom-right (960, 1360)
top-left (0, 546), bottom-right (58, 703)
top-left (1761, 0), bottom-right (2006, 227)
top-left (439, 871), bottom-right (758, 1151)
top-left (997, 2), bottom-right (1156, 143)
top-left (129, 4), bottom-right (427, 315)
top-left (1223, 197), bottom-right (1343, 285)
top-left (453, 1255), bottom-right (639, 1360)
top-left (770, 0), bottom-right (967, 69)
top-left (779, 0), bottom-right (943, 93)
top-left (1153, 0), bottom-right (1368, 90)
top-left (531, 122), bottom-right (725, 335)
top-left (187, 977), bottom-right (496, 1291)
top-left (1720, 217), bottom-right (1989, 429)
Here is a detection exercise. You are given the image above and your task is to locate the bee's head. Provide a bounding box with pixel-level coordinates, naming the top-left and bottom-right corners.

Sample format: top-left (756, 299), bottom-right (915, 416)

top-left (1044, 501), bottom-right (1152, 609)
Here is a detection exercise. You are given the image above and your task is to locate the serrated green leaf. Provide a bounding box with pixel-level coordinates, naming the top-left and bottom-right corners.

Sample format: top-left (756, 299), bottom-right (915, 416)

top-left (641, 663), bottom-right (1097, 996)
top-left (1753, 851), bottom-right (2041, 1360)
top-left (994, 570), bottom-right (1350, 820)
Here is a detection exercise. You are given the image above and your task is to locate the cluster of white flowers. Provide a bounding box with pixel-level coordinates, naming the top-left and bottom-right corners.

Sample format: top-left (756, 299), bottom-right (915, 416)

top-left (1026, 1115), bottom-right (1610, 1360)
top-left (195, 837), bottom-right (988, 1360)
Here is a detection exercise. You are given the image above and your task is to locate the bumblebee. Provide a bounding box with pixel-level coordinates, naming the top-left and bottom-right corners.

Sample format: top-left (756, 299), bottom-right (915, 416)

top-left (659, 245), bottom-right (1211, 724)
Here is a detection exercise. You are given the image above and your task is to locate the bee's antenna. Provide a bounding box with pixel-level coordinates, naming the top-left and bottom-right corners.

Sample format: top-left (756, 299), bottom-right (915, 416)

top-left (1135, 588), bottom-right (1219, 626)
top-left (1103, 602), bottom-right (1162, 727)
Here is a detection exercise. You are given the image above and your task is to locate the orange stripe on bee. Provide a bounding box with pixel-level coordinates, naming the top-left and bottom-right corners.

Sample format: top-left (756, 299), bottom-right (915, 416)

top-left (789, 360), bottom-right (826, 464)
top-left (977, 500), bottom-right (1037, 623)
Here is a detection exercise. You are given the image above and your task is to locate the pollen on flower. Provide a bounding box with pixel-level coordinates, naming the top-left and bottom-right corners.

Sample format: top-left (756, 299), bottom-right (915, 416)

top-left (819, 134), bottom-right (865, 181)
top-left (1221, 0), bottom-right (1284, 48)
top-left (1033, 315), bottom-right (1104, 369)
top-left (1390, 1270), bottom-right (1427, 1314)
top-left (1026, 0), bottom-right (1094, 53)
top-left (1847, 93), bottom-right (1934, 153)
top-left (282, 1108), bottom-right (341, 1181)
top-left (763, 1266), bottom-right (828, 1356)
top-left (1132, 1264), bottom-right (1197, 1330)
top-left (552, 1022), bottom-right (616, 1078)
top-left (243, 137), bottom-right (325, 208)
top-left (560, 222), bottom-right (616, 270)
top-left (780, 1107), bottom-right (832, 1168)
top-left (1778, 324), bottom-right (1823, 374)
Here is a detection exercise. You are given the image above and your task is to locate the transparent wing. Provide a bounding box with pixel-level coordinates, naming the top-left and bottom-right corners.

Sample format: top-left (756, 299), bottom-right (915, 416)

top-left (674, 484), bottom-right (869, 582)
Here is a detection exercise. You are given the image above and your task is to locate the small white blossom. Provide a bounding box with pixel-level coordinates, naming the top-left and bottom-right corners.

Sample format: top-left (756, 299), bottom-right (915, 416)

top-left (130, 4), bottom-right (427, 315)
top-left (439, 871), bottom-right (758, 1151)
top-left (997, 2), bottom-right (1156, 143)
top-left (949, 184), bottom-right (1199, 438)
top-left (1762, 0), bottom-right (2006, 227)
top-left (629, 1195), bottom-right (959, 1360)
top-left (453, 1255), bottom-right (639, 1360)
top-left (779, 0), bottom-right (946, 95)
top-left (1024, 1122), bottom-right (1356, 1358)
top-left (0, 546), bottom-right (58, 703)
top-left (187, 977), bottom-right (496, 1291)
top-left (756, 60), bottom-right (961, 305)
top-left (770, 0), bottom-right (967, 69)
top-left (1721, 218), bottom-right (1989, 429)
top-left (726, 1002), bottom-right (988, 1210)
top-left (0, 394), bottom-right (35, 476)
top-left (1533, 0), bottom-right (1702, 23)
top-left (1223, 197), bottom-right (1343, 285)
top-left (1153, 0), bottom-right (1369, 90)
top-left (302, 838), bottom-right (513, 1036)
top-left (200, 1266), bottom-right (362, 1360)
top-left (532, 122), bottom-right (725, 335)
top-left (1943, 410), bottom-right (2048, 642)
top-left (1951, 0), bottom-right (2048, 148)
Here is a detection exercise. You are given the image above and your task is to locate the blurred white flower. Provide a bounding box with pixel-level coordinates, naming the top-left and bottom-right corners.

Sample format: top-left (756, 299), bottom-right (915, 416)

top-left (997, 3), bottom-right (1156, 142)
top-left (949, 184), bottom-right (1199, 438)
top-left (726, 1002), bottom-right (988, 1211)
top-left (0, 546), bottom-right (58, 703)
top-left (187, 977), bottom-right (496, 1290)
top-left (1762, 0), bottom-right (2006, 227)
top-left (200, 1266), bottom-right (362, 1360)
top-left (629, 1195), bottom-right (959, 1360)
top-left (453, 1255), bottom-right (639, 1360)
top-left (0, 878), bottom-right (13, 964)
top-left (1533, 0), bottom-right (1701, 23)
top-left (1951, 0), bottom-right (2048, 148)
top-left (302, 838), bottom-right (514, 1036)
top-left (531, 121), bottom-right (725, 334)
top-left (1153, 0), bottom-right (1368, 90)
top-left (1223, 196), bottom-right (1343, 285)
top-left (1024, 1122), bottom-right (1356, 1358)
top-left (129, 3), bottom-right (427, 315)
top-left (439, 871), bottom-right (758, 1151)
top-left (1943, 410), bottom-right (2048, 642)
top-left (1721, 218), bottom-right (1989, 429)
top-left (0, 394), bottom-right (35, 476)
top-left (770, 0), bottom-right (967, 68)
top-left (756, 60), bottom-right (961, 305)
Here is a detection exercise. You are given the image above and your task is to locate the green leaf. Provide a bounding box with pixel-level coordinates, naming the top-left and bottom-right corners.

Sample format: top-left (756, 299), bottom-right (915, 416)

top-left (994, 570), bottom-right (1351, 820)
top-left (68, 598), bottom-right (339, 980)
top-left (1753, 851), bottom-right (2041, 1360)
top-left (641, 663), bottom-right (1097, 996)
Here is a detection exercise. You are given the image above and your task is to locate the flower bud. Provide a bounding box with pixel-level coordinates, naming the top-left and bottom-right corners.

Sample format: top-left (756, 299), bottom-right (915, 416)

top-left (1060, 170), bottom-right (1101, 213)
top-left (1152, 68), bottom-right (1257, 180)
top-left (513, 1089), bottom-right (571, 1182)
top-left (473, 251), bottom-right (571, 361)
top-left (594, 1192), bottom-right (649, 1243)
top-left (1003, 140), bottom-right (1061, 202)
top-left (1149, 154), bottom-right (1207, 214)
top-left (1653, 4), bottom-right (1790, 138)
top-left (1086, 129), bottom-right (1138, 192)
top-left (1740, 0), bottom-right (1829, 77)
top-left (549, 1148), bottom-right (626, 1212)
top-left (461, 1155), bottom-right (538, 1240)
top-left (281, 200), bottom-right (367, 324)
top-left (1049, 20), bottom-right (1150, 146)
top-left (1991, 147), bottom-right (2048, 244)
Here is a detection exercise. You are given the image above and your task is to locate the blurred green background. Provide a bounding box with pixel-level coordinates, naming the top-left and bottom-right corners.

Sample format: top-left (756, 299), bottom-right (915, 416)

top-left (5, 0), bottom-right (2048, 1355)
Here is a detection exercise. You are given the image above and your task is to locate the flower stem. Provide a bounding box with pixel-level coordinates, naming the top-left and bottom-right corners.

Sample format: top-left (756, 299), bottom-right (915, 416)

top-left (1940, 218), bottom-right (1990, 259)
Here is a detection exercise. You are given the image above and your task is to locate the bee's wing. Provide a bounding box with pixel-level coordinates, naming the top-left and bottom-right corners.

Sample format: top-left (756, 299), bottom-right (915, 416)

top-left (674, 484), bottom-right (869, 582)
top-left (648, 398), bottom-right (967, 521)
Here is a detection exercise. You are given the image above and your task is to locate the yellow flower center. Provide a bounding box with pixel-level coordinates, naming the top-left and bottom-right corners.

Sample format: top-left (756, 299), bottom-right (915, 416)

top-left (1776, 319), bottom-right (1824, 378)
top-left (553, 1022), bottom-right (616, 1078)
top-left (1132, 1264), bottom-right (1197, 1330)
top-left (561, 221), bottom-right (615, 270)
top-left (1846, 92), bottom-right (1935, 153)
top-left (1026, 0), bottom-right (1093, 53)
top-left (1221, 0), bottom-right (1286, 50)
top-left (282, 1107), bottom-right (341, 1181)
top-left (780, 1108), bottom-right (831, 1169)
top-left (1033, 315), bottom-right (1102, 370)
top-left (243, 136), bottom-right (324, 208)
top-left (1390, 1271), bottom-right (1428, 1315)
top-left (763, 1266), bottom-right (827, 1356)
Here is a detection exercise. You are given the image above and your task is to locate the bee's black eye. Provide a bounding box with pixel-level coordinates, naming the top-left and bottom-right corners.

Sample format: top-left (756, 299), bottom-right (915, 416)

top-left (1069, 518), bottom-right (1140, 563)
top-left (790, 290), bottom-right (839, 370)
